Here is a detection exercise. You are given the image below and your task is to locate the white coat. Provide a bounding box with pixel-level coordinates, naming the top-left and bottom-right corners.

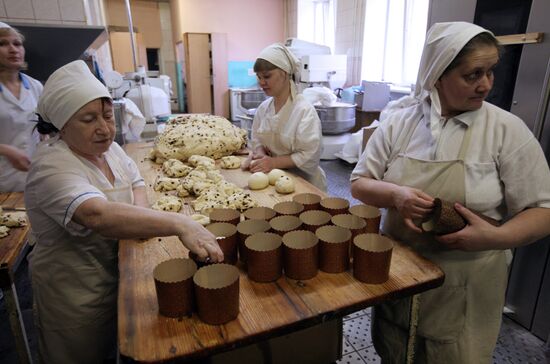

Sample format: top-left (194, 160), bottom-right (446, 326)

top-left (251, 94), bottom-right (327, 191)
top-left (0, 73), bottom-right (42, 192)
top-left (25, 137), bottom-right (145, 364)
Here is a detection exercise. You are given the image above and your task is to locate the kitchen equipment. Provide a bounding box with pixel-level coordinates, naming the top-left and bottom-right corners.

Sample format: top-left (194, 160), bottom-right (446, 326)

top-left (240, 90), bottom-right (267, 109)
top-left (236, 108), bottom-right (257, 147)
top-left (314, 102), bottom-right (356, 135)
top-left (229, 88), bottom-right (267, 122)
top-left (113, 99), bottom-right (126, 145)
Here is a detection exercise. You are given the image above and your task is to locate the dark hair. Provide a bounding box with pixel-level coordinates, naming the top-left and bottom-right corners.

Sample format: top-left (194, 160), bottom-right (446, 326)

top-left (442, 32), bottom-right (503, 76)
top-left (253, 58), bottom-right (279, 73)
top-left (34, 114), bottom-right (59, 135)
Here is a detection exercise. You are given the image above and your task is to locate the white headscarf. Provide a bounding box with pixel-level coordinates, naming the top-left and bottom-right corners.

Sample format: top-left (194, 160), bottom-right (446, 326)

top-left (257, 43), bottom-right (301, 100)
top-left (37, 60), bottom-right (111, 130)
top-left (0, 22), bottom-right (12, 29)
top-left (415, 22), bottom-right (493, 139)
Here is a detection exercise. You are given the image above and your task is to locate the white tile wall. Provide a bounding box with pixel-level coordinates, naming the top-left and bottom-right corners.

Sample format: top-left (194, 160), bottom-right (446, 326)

top-left (58, 0), bottom-right (85, 22)
top-left (32, 0), bottom-right (60, 21)
top-left (4, 0), bottom-right (34, 20)
top-left (0, 0), bottom-right (7, 18)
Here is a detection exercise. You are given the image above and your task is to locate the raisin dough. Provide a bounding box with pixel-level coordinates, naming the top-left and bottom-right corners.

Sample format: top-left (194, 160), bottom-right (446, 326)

top-left (268, 169), bottom-right (286, 185)
top-left (0, 225), bottom-right (9, 238)
top-left (188, 155), bottom-right (216, 169)
top-left (152, 195), bottom-right (183, 212)
top-left (154, 177), bottom-right (180, 192)
top-left (163, 159), bottom-right (192, 178)
top-left (191, 214), bottom-right (210, 226)
top-left (1, 212), bottom-right (27, 227)
top-left (275, 176), bottom-right (295, 194)
top-left (153, 114), bottom-right (247, 161)
top-left (220, 156), bottom-right (241, 169)
top-left (248, 172), bottom-right (269, 190)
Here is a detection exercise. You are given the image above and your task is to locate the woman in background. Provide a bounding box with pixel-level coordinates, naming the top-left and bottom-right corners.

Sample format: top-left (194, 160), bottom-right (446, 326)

top-left (242, 43), bottom-right (327, 191)
top-left (0, 21), bottom-right (43, 192)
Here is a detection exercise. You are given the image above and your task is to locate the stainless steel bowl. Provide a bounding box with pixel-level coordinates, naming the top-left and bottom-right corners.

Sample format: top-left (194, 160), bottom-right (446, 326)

top-left (241, 90), bottom-right (267, 109)
top-left (315, 103), bottom-right (356, 135)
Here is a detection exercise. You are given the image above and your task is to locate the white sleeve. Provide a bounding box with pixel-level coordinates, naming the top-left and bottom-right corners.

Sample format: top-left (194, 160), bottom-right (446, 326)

top-left (289, 106), bottom-right (323, 168)
top-left (32, 163), bottom-right (107, 236)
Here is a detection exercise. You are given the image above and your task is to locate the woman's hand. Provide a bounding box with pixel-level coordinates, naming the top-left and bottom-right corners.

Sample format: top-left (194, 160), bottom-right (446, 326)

top-left (178, 218), bottom-right (224, 262)
top-left (436, 203), bottom-right (500, 251)
top-left (0, 144), bottom-right (31, 171)
top-left (241, 148), bottom-right (268, 170)
top-left (392, 186), bottom-right (434, 232)
top-left (249, 156), bottom-right (274, 173)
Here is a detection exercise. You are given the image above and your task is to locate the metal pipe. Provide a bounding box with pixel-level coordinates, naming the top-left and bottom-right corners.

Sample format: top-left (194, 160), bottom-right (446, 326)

top-left (124, 0), bottom-right (138, 72)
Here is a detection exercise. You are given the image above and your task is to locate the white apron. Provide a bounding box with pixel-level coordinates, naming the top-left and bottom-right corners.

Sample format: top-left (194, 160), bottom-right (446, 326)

top-left (0, 75), bottom-right (40, 192)
top-left (254, 96), bottom-right (327, 191)
top-left (372, 118), bottom-right (508, 364)
top-left (32, 154), bottom-right (134, 364)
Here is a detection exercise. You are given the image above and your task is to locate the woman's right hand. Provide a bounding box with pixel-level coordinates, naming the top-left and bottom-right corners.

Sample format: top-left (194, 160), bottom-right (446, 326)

top-left (392, 186), bottom-right (434, 232)
top-left (178, 218), bottom-right (224, 262)
top-left (0, 144), bottom-right (31, 171)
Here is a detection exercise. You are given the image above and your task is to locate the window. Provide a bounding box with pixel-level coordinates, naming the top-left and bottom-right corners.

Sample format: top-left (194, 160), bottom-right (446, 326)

top-left (297, 0), bottom-right (336, 53)
top-left (361, 0), bottom-right (429, 86)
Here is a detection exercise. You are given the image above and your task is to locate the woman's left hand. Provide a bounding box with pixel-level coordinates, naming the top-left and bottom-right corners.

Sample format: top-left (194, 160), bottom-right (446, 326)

top-left (435, 203), bottom-right (500, 251)
top-left (249, 156), bottom-right (274, 173)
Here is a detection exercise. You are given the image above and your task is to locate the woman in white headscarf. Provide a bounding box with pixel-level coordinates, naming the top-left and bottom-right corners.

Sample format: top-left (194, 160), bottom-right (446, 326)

top-left (25, 60), bottom-right (223, 364)
top-left (0, 21), bottom-right (43, 192)
top-left (242, 43), bottom-right (327, 191)
top-left (351, 22), bottom-right (550, 363)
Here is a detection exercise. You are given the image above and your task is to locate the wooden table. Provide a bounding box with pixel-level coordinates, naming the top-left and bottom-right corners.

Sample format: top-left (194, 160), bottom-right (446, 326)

top-left (119, 142), bottom-right (445, 363)
top-left (0, 192), bottom-right (32, 364)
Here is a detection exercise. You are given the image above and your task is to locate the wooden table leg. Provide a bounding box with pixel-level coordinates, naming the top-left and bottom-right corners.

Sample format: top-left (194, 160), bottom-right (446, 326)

top-left (406, 294), bottom-right (420, 364)
top-left (1, 264), bottom-right (33, 364)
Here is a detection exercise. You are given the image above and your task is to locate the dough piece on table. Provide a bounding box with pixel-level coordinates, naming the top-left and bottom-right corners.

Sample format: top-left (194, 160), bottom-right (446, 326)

top-left (275, 176), bottom-right (295, 194)
top-left (152, 195), bottom-right (182, 212)
top-left (176, 183), bottom-right (190, 197)
top-left (0, 225), bottom-right (9, 238)
top-left (248, 172), bottom-right (269, 190)
top-left (148, 148), bottom-right (166, 164)
top-left (1, 212), bottom-right (27, 227)
top-left (220, 156), bottom-right (242, 169)
top-left (206, 170), bottom-right (223, 183)
top-left (188, 155), bottom-right (216, 169)
top-left (268, 169), bottom-right (286, 185)
top-left (217, 181), bottom-right (243, 196)
top-left (154, 177), bottom-right (180, 192)
top-left (226, 191), bottom-right (258, 211)
top-left (163, 159), bottom-right (193, 178)
top-left (192, 180), bottom-right (216, 196)
top-left (191, 214), bottom-right (210, 226)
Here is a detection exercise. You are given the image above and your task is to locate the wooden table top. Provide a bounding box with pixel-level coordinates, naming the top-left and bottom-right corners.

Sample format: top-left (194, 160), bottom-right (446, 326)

top-left (119, 142), bottom-right (445, 363)
top-left (0, 192), bottom-right (29, 271)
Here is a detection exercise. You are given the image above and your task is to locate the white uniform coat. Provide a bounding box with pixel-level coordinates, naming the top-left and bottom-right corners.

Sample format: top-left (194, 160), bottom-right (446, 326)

top-left (25, 137), bottom-right (145, 364)
top-left (352, 22), bottom-right (550, 363)
top-left (251, 94), bottom-right (327, 191)
top-left (0, 73), bottom-right (42, 192)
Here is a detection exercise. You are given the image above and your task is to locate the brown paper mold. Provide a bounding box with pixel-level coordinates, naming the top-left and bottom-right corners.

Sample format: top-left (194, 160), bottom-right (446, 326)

top-left (316, 225), bottom-right (352, 273)
top-left (349, 204), bottom-right (381, 233)
top-left (242, 206), bottom-right (277, 221)
top-left (193, 264), bottom-right (240, 325)
top-left (209, 208), bottom-right (241, 226)
top-left (273, 201), bottom-right (305, 217)
top-left (282, 230), bottom-right (319, 280)
top-left (245, 232), bottom-right (283, 282)
top-left (299, 210), bottom-right (333, 232)
top-left (237, 219), bottom-right (271, 264)
top-left (421, 198), bottom-right (500, 235)
top-left (320, 197), bottom-right (350, 216)
top-left (353, 233), bottom-right (394, 284)
top-left (292, 193), bottom-right (322, 211)
top-left (154, 258), bottom-right (197, 318)
top-left (206, 222), bottom-right (238, 265)
top-left (331, 214), bottom-right (367, 240)
top-left (270, 215), bottom-right (303, 236)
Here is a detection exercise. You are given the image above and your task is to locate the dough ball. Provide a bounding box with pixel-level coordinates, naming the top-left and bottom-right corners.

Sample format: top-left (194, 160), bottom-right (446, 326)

top-left (275, 176), bottom-right (295, 194)
top-left (1, 212), bottom-right (27, 227)
top-left (176, 183), bottom-right (190, 197)
top-left (152, 195), bottom-right (182, 212)
top-left (191, 214), bottom-right (210, 226)
top-left (162, 159), bottom-right (192, 177)
top-left (248, 172), bottom-right (269, 190)
top-left (0, 225), bottom-right (9, 238)
top-left (268, 169), bottom-right (286, 185)
top-left (188, 155), bottom-right (216, 169)
top-left (154, 177), bottom-right (180, 192)
top-left (220, 156), bottom-right (242, 169)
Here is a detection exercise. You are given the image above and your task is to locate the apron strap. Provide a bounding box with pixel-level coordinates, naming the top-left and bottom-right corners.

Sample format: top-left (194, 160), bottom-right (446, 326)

top-left (457, 123), bottom-right (473, 160)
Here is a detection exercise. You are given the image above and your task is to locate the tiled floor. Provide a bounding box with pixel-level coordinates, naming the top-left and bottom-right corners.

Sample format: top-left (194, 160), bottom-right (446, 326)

top-left (0, 159), bottom-right (548, 363)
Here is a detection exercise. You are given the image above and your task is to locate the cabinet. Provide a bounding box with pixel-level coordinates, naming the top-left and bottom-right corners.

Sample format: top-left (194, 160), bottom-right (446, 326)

top-left (109, 29), bottom-right (148, 73)
top-left (183, 32), bottom-right (228, 117)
